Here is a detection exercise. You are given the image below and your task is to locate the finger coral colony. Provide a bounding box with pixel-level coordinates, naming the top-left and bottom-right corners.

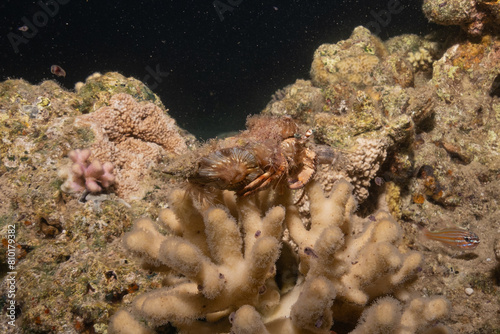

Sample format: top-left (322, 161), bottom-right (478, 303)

top-left (109, 180), bottom-right (449, 333)
top-left (1, 1), bottom-right (500, 333)
top-left (59, 148), bottom-right (115, 201)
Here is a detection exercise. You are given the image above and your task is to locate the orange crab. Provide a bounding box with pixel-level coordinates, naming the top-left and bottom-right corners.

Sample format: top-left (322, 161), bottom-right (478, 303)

top-left (235, 129), bottom-right (317, 196)
top-left (188, 122), bottom-right (319, 197)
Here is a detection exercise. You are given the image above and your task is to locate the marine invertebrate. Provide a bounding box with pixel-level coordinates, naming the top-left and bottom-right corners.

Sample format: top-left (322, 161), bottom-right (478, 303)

top-left (231, 296), bottom-right (450, 334)
top-left (188, 116), bottom-right (319, 197)
top-left (75, 93), bottom-right (189, 200)
top-left (112, 187), bottom-right (285, 332)
top-left (60, 148), bottom-right (115, 200)
top-left (110, 179), bottom-right (449, 333)
top-left (406, 47), bottom-right (434, 71)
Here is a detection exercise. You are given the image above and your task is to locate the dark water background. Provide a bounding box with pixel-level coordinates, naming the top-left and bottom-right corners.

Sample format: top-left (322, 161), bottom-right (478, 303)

top-left (1, 0), bottom-right (434, 139)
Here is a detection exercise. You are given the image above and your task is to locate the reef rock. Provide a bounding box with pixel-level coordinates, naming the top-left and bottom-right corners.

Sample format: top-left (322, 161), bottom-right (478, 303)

top-left (423, 0), bottom-right (500, 36)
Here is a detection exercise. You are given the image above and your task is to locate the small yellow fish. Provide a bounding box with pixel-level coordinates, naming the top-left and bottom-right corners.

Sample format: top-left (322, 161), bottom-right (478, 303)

top-left (422, 228), bottom-right (480, 250)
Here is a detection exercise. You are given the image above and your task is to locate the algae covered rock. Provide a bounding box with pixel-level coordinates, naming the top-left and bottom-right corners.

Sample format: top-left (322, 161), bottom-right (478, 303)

top-left (423, 0), bottom-right (500, 36)
top-left (74, 71), bottom-right (164, 114)
top-left (0, 72), bottom-right (193, 333)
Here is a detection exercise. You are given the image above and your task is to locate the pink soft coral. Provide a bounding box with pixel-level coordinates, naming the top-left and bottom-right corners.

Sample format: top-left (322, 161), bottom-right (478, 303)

top-left (61, 149), bottom-right (115, 199)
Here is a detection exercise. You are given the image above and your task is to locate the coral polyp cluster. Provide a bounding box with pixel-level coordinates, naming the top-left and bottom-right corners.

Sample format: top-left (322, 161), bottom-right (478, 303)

top-left (60, 148), bottom-right (115, 198)
top-left (75, 92), bottom-right (189, 200)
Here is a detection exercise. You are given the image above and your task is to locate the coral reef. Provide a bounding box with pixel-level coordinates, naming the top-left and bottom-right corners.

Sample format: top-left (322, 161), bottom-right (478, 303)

top-left (2, 5), bottom-right (500, 332)
top-left (113, 187), bottom-right (284, 332)
top-left (0, 72), bottom-right (194, 334)
top-left (110, 180), bottom-right (449, 333)
top-left (263, 27), bottom-right (431, 201)
top-left (257, 21), bottom-right (500, 332)
top-left (75, 93), bottom-right (188, 200)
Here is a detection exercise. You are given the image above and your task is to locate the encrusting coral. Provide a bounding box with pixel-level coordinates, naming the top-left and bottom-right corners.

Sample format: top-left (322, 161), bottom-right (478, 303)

top-left (59, 148), bottom-right (115, 199)
top-left (316, 137), bottom-right (388, 201)
top-left (74, 93), bottom-right (188, 200)
top-left (109, 179), bottom-right (449, 333)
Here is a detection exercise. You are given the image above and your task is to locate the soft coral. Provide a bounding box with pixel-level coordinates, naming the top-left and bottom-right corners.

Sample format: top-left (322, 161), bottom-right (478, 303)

top-left (61, 149), bottom-right (115, 200)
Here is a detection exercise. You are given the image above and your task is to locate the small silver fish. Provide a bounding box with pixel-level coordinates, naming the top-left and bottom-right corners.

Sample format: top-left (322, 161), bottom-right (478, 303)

top-left (422, 228), bottom-right (480, 250)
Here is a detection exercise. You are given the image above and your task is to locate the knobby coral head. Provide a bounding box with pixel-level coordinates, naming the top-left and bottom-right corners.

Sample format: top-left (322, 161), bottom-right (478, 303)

top-left (60, 148), bottom-right (115, 197)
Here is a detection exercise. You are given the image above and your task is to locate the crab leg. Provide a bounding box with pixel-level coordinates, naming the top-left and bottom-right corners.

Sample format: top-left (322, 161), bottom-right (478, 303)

top-left (237, 171), bottom-right (273, 196)
top-left (239, 174), bottom-right (277, 197)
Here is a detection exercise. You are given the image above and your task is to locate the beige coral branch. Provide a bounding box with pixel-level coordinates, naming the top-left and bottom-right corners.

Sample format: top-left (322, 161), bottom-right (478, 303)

top-left (112, 179), bottom-right (448, 334)
top-left (290, 276), bottom-right (336, 332)
top-left (117, 188), bottom-right (285, 330)
top-left (231, 305), bottom-right (270, 334)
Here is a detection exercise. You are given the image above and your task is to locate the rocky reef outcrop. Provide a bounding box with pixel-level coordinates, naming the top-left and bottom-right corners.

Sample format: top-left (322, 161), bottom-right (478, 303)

top-left (1, 1), bottom-right (500, 332)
